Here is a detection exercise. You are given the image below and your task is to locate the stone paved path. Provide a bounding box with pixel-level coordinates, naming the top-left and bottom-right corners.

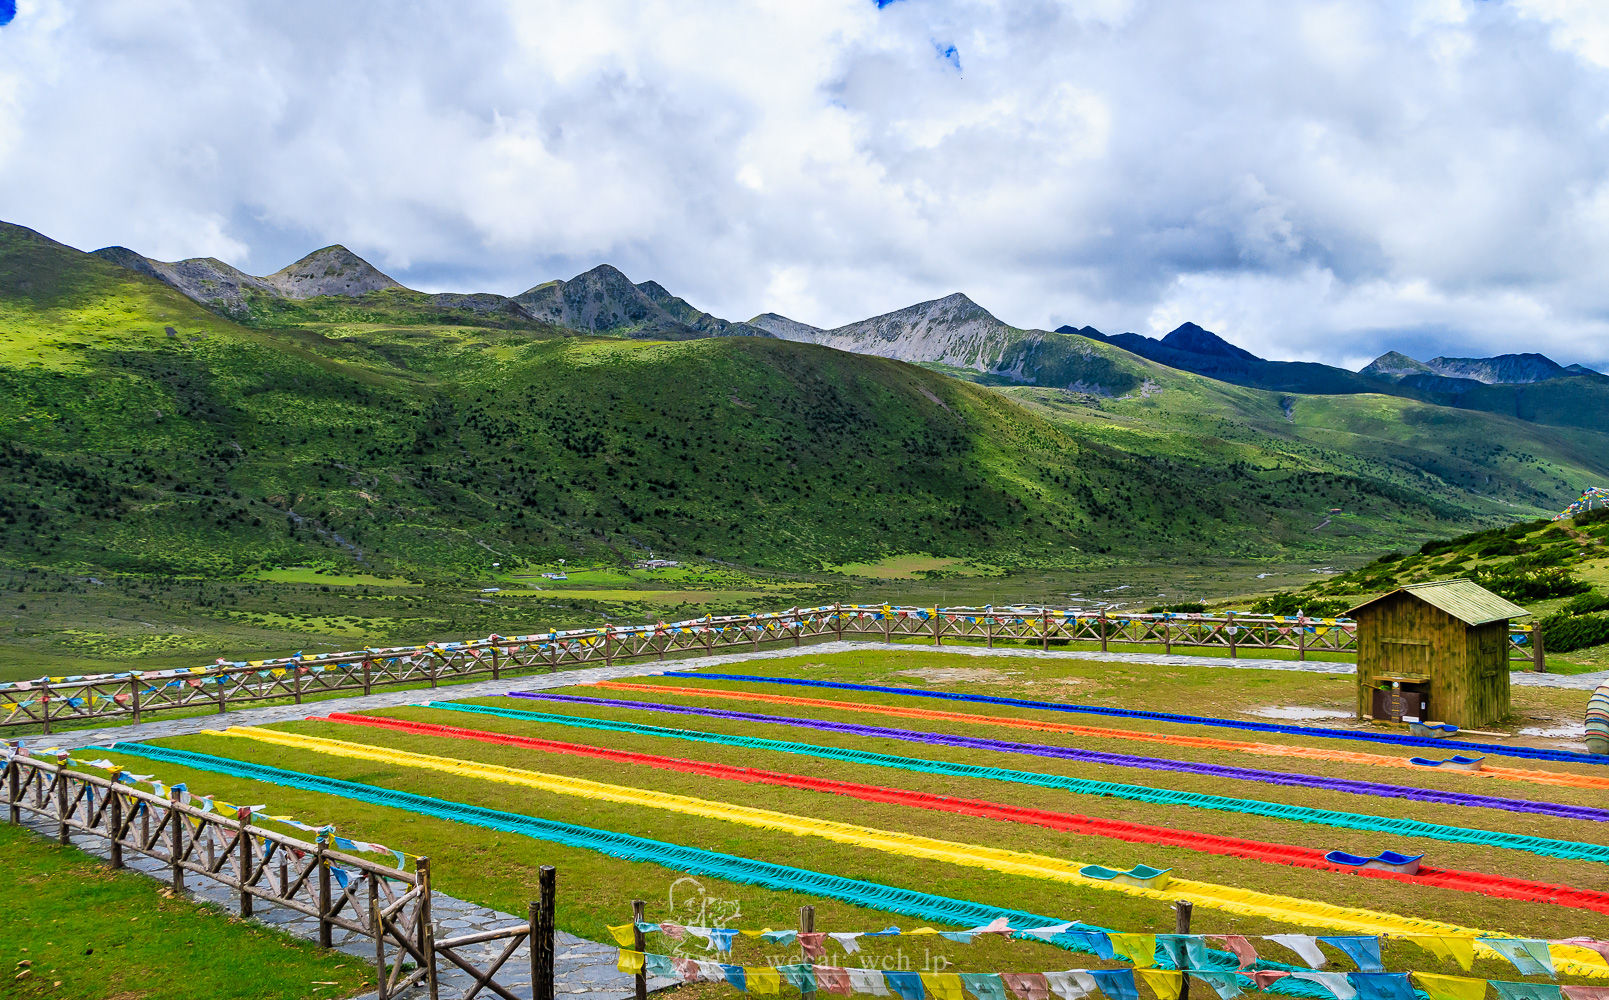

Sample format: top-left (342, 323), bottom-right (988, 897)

top-left (21, 640), bottom-right (1604, 997)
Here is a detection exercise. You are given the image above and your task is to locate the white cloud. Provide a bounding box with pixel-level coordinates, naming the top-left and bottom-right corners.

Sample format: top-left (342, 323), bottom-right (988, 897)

top-left (1, 0), bottom-right (1608, 369)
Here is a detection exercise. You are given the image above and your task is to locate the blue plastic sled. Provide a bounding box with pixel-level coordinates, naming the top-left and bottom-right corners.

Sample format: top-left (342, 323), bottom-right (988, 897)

top-left (1407, 721), bottom-right (1459, 738)
top-left (1078, 863), bottom-right (1174, 890)
top-left (1323, 850), bottom-right (1424, 875)
top-left (1407, 754), bottom-right (1485, 771)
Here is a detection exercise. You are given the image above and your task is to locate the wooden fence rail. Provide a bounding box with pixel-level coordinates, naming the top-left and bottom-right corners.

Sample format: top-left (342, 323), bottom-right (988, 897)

top-left (0, 605), bottom-right (1544, 733)
top-left (2, 754), bottom-right (555, 1000)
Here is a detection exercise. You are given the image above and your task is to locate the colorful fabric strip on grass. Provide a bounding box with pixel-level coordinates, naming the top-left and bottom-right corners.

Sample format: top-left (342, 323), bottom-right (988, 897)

top-left (658, 674), bottom-right (1607, 766)
top-left (326, 709), bottom-right (1609, 915)
top-left (508, 692), bottom-right (1609, 824)
top-left (97, 740), bottom-right (1348, 998)
top-left (590, 682), bottom-right (1609, 794)
top-left (473, 697), bottom-right (1609, 865)
top-left (208, 724), bottom-right (1602, 970)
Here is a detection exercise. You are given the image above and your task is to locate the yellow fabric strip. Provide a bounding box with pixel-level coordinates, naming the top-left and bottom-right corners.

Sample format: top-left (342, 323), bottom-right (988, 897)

top-left (923, 973), bottom-right (967, 1000)
top-left (1110, 934), bottom-right (1158, 969)
top-left (1412, 973), bottom-right (1489, 1000)
top-left (1139, 970), bottom-right (1184, 1000)
top-left (217, 725), bottom-right (1605, 978)
top-left (608, 924), bottom-right (637, 948)
top-left (617, 949), bottom-right (644, 975)
top-left (1413, 937), bottom-right (1476, 972)
top-left (746, 967), bottom-right (782, 995)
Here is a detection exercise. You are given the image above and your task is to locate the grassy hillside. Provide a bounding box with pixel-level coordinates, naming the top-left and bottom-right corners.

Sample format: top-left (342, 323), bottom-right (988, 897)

top-left (3, 220), bottom-right (1477, 590)
top-left (1288, 508), bottom-right (1609, 666)
top-left (981, 338), bottom-right (1609, 550)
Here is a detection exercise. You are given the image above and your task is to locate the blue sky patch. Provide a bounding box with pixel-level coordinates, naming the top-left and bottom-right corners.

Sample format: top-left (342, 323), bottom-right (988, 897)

top-left (0, 1), bottom-right (16, 27)
top-left (935, 42), bottom-right (960, 71)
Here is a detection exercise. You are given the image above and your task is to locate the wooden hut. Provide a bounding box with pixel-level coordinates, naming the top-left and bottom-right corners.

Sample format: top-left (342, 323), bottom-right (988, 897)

top-left (1347, 579), bottom-right (1528, 729)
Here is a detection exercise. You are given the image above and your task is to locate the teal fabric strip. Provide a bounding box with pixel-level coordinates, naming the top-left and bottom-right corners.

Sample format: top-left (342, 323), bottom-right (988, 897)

top-left (421, 700), bottom-right (1609, 864)
top-left (102, 740), bottom-right (1332, 998)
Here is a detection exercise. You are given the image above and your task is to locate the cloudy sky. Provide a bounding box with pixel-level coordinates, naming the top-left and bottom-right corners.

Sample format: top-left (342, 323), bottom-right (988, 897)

top-left (3, 0), bottom-right (1609, 369)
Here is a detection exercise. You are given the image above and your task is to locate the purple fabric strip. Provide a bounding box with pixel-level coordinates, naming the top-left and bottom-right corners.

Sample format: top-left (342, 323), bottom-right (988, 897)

top-left (506, 691), bottom-right (1609, 824)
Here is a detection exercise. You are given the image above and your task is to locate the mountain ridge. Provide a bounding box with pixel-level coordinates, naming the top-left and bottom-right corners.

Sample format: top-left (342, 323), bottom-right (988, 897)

top-left (81, 232), bottom-right (1609, 431)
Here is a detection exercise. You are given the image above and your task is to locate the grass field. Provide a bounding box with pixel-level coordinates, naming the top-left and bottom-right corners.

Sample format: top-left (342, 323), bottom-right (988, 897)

top-left (51, 648), bottom-right (1609, 998)
top-left (0, 824), bottom-right (368, 1000)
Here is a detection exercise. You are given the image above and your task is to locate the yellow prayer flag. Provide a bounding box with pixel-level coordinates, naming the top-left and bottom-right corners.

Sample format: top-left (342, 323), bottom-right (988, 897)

top-left (1412, 973), bottom-right (1487, 1000)
top-left (1139, 970), bottom-right (1184, 1000)
top-left (607, 924), bottom-right (637, 948)
top-left (1412, 937), bottom-right (1475, 972)
top-left (746, 967), bottom-right (782, 995)
top-left (923, 973), bottom-right (967, 1000)
top-left (617, 950), bottom-right (645, 975)
top-left (1110, 933), bottom-right (1158, 969)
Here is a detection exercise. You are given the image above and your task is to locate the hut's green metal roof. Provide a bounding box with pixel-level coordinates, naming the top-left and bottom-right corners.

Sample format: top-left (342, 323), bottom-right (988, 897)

top-left (1347, 578), bottom-right (1530, 626)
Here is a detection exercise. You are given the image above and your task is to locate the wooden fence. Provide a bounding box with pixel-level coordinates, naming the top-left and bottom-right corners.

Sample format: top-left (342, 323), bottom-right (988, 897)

top-left (0, 605), bottom-right (1544, 733)
top-left (3, 754), bottom-right (556, 1000)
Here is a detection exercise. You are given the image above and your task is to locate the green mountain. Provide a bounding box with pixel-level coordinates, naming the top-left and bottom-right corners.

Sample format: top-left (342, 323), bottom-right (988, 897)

top-left (8, 220), bottom-right (1609, 590)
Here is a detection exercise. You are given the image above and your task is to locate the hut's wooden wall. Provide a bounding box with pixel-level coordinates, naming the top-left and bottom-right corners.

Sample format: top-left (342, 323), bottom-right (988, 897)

top-left (1462, 619), bottom-right (1511, 728)
top-left (1355, 593), bottom-right (1511, 728)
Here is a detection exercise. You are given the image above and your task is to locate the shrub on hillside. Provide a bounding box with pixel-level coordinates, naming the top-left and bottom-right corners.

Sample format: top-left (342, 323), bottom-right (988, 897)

top-left (1540, 612), bottom-right (1609, 653)
top-left (1474, 568), bottom-right (1591, 601)
top-left (1562, 591), bottom-right (1609, 616)
top-left (1145, 602), bottom-right (1207, 614)
top-left (1575, 507), bottom-right (1609, 527)
top-left (1247, 592), bottom-right (1353, 617)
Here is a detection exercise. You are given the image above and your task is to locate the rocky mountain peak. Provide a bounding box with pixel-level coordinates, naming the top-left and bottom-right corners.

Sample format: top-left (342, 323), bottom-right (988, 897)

top-left (263, 246), bottom-right (407, 299)
top-left (1360, 351), bottom-right (1435, 378)
top-left (1158, 322), bottom-right (1262, 361)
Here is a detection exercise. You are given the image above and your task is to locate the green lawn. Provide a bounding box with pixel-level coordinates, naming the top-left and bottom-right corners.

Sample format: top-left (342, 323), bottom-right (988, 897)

top-left (0, 823), bottom-right (370, 1000)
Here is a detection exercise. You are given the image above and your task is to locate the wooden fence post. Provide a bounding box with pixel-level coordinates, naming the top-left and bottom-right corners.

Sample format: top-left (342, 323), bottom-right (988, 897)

top-left (1163, 616), bottom-right (1172, 655)
top-left (800, 904), bottom-right (817, 1000)
top-left (1043, 608), bottom-right (1051, 652)
top-left (363, 657), bottom-right (373, 695)
top-left (317, 846), bottom-right (333, 948)
top-left (429, 654), bottom-right (440, 689)
top-left (835, 603), bottom-right (844, 642)
top-left (632, 899), bottom-right (647, 1000)
top-left (1226, 611), bottom-right (1238, 659)
top-left (1533, 627), bottom-right (1546, 673)
top-left (108, 789), bottom-right (123, 869)
top-left (1297, 615), bottom-right (1307, 661)
top-left (934, 609), bottom-right (942, 647)
top-left (533, 865), bottom-right (556, 1000)
top-left (238, 807), bottom-right (254, 917)
top-left (491, 646), bottom-right (502, 680)
top-left (39, 680), bottom-right (50, 735)
top-left (7, 760), bottom-right (17, 825)
top-left (131, 677), bottom-right (142, 723)
top-left (418, 856), bottom-right (437, 999)
top-left (424, 920), bottom-right (440, 1000)
top-left (1174, 900), bottom-right (1193, 1000)
top-left (1098, 610), bottom-right (1107, 653)
top-left (217, 669), bottom-right (228, 714)
top-left (56, 769), bottom-right (70, 845)
top-left (986, 611), bottom-right (994, 649)
top-left (169, 789), bottom-right (185, 892)
top-left (371, 877), bottom-right (387, 1000)
top-left (793, 610), bottom-right (801, 648)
